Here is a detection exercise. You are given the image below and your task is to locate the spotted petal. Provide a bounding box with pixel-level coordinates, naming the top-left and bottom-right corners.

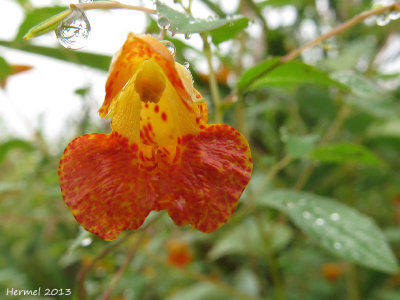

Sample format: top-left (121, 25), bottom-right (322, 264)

top-left (157, 124), bottom-right (253, 232)
top-left (58, 133), bottom-right (157, 240)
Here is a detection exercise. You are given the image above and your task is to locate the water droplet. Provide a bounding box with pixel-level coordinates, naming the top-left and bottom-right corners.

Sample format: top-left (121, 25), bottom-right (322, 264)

top-left (160, 40), bottom-right (176, 56)
top-left (302, 211), bottom-right (312, 219)
top-left (389, 11), bottom-right (400, 20)
top-left (330, 213), bottom-right (341, 221)
top-left (81, 237), bottom-right (92, 247)
top-left (185, 33), bottom-right (192, 39)
top-left (189, 19), bottom-right (196, 25)
top-left (56, 9), bottom-right (91, 50)
top-left (376, 14), bottom-right (391, 26)
top-left (183, 62), bottom-right (190, 69)
top-left (157, 15), bottom-right (170, 30)
top-left (334, 242), bottom-right (342, 250)
top-left (315, 218), bottom-right (325, 226)
top-left (79, 0), bottom-right (93, 3)
top-left (286, 201), bottom-right (294, 209)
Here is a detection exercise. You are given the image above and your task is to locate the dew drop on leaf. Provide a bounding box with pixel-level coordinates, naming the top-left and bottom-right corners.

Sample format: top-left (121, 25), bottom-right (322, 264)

top-left (157, 15), bottom-right (171, 30)
top-left (183, 62), bottom-right (190, 69)
top-left (160, 40), bottom-right (176, 56)
top-left (302, 211), bottom-right (312, 219)
top-left (330, 213), bottom-right (341, 221)
top-left (79, 0), bottom-right (93, 3)
top-left (56, 8), bottom-right (91, 50)
top-left (334, 242), bottom-right (342, 250)
top-left (315, 218), bottom-right (325, 226)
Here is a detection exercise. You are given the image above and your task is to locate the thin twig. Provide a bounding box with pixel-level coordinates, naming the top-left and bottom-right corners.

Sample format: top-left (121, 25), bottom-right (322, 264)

top-left (201, 33), bottom-right (223, 123)
top-left (281, 2), bottom-right (400, 62)
top-left (100, 234), bottom-right (146, 300)
top-left (237, 1), bottom-right (400, 93)
top-left (144, 251), bottom-right (266, 300)
top-left (71, 1), bottom-right (156, 14)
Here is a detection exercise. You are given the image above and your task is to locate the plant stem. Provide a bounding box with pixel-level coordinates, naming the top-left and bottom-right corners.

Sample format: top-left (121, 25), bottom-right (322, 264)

top-left (293, 104), bottom-right (351, 190)
top-left (71, 1), bottom-right (156, 14)
top-left (144, 251), bottom-right (265, 300)
top-left (201, 33), bottom-right (223, 123)
top-left (347, 264), bottom-right (360, 300)
top-left (255, 215), bottom-right (286, 300)
top-left (100, 233), bottom-right (146, 300)
top-left (281, 2), bottom-right (400, 62)
top-left (237, 1), bottom-right (400, 93)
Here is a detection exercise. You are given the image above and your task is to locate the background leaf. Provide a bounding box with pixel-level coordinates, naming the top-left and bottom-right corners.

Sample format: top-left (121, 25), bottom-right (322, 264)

top-left (311, 143), bottom-right (382, 165)
top-left (157, 2), bottom-right (234, 34)
top-left (260, 190), bottom-right (399, 274)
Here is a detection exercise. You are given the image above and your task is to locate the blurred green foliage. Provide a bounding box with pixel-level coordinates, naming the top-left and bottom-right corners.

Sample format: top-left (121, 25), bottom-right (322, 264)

top-left (1, 0), bottom-right (400, 300)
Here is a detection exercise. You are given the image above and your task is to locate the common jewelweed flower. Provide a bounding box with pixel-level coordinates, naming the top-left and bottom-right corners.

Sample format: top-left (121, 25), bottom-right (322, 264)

top-left (59, 33), bottom-right (253, 240)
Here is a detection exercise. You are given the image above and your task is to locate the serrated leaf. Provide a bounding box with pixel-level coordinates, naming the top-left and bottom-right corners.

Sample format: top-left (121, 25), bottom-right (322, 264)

top-left (311, 143), bottom-right (382, 165)
top-left (210, 17), bottom-right (249, 45)
top-left (156, 2), bottom-right (230, 34)
top-left (16, 6), bottom-right (70, 40)
top-left (238, 58), bottom-right (347, 92)
top-left (0, 40), bottom-right (111, 71)
top-left (260, 190), bottom-right (399, 274)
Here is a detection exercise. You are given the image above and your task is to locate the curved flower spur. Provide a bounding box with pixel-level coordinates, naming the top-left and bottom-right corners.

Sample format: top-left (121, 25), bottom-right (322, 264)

top-left (58, 34), bottom-right (253, 240)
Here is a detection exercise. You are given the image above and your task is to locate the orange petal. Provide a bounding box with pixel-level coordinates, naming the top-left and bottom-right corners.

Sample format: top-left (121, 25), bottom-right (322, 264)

top-left (58, 133), bottom-right (157, 240)
top-left (100, 34), bottom-right (192, 118)
top-left (157, 124), bottom-right (253, 232)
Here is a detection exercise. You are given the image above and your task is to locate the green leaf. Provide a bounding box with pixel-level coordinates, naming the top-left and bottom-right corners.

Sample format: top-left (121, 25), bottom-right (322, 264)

top-left (0, 56), bottom-right (12, 80)
top-left (331, 70), bottom-right (382, 97)
top-left (285, 135), bottom-right (318, 158)
top-left (208, 218), bottom-right (293, 260)
top-left (260, 190), bottom-right (399, 274)
top-left (156, 2), bottom-right (230, 34)
top-left (16, 6), bottom-right (70, 40)
top-left (0, 40), bottom-right (111, 71)
top-left (0, 139), bottom-right (35, 164)
top-left (311, 143), bottom-right (382, 165)
top-left (210, 17), bottom-right (249, 45)
top-left (237, 58), bottom-right (347, 92)
top-left (22, 7), bottom-right (72, 40)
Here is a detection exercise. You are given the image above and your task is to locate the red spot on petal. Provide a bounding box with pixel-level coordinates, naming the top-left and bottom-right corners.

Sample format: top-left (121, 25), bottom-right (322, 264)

top-left (161, 112), bottom-right (167, 122)
top-left (154, 105), bottom-right (159, 113)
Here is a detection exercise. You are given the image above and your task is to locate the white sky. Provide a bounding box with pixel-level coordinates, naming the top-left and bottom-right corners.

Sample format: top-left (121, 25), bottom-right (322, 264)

top-left (0, 0), bottom-right (221, 140)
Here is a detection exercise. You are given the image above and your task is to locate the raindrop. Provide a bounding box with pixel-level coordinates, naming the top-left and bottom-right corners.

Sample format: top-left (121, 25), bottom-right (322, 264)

top-left (185, 33), bottom-right (192, 39)
top-left (79, 0), bottom-right (93, 3)
top-left (56, 8), bottom-right (91, 50)
top-left (160, 40), bottom-right (176, 56)
top-left (81, 237), bottom-right (92, 247)
top-left (333, 242), bottom-right (342, 250)
top-left (330, 213), bottom-right (341, 221)
top-left (286, 201), bottom-right (294, 209)
top-left (302, 211), bottom-right (312, 219)
top-left (157, 15), bottom-right (170, 30)
top-left (389, 10), bottom-right (400, 20)
top-left (315, 218), bottom-right (325, 226)
top-left (376, 14), bottom-right (391, 26)
top-left (183, 62), bottom-right (190, 69)
top-left (189, 19), bottom-right (196, 25)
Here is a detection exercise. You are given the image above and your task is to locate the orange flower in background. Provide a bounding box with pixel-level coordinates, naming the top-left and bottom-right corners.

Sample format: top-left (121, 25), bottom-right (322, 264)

top-left (58, 33), bottom-right (252, 241)
top-left (167, 240), bottom-right (193, 268)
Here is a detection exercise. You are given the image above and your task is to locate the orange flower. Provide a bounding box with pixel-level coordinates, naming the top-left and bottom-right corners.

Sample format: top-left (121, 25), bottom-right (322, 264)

top-left (58, 34), bottom-right (253, 240)
top-left (167, 240), bottom-right (193, 268)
